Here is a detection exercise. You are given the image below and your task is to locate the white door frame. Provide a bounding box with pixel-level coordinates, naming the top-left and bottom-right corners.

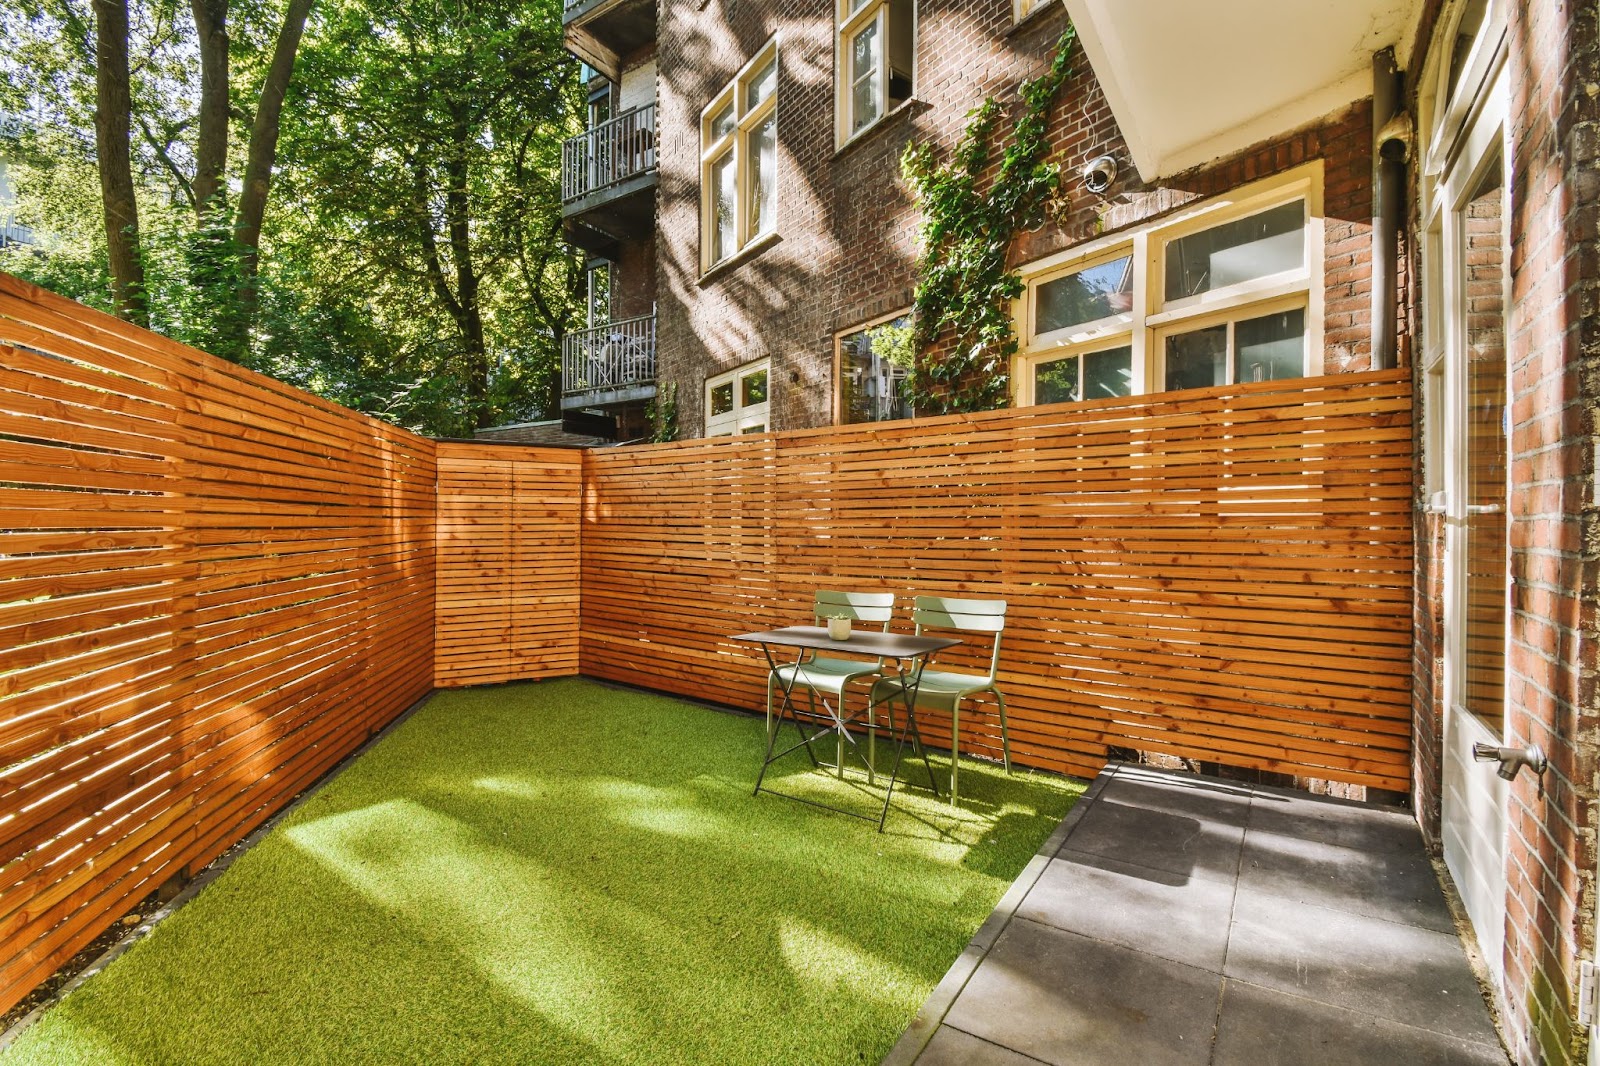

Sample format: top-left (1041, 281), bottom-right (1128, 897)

top-left (1424, 0), bottom-right (1511, 984)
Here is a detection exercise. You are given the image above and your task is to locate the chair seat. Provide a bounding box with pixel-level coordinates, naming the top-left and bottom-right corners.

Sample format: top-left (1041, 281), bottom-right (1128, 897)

top-left (871, 669), bottom-right (995, 704)
top-left (771, 656), bottom-right (884, 696)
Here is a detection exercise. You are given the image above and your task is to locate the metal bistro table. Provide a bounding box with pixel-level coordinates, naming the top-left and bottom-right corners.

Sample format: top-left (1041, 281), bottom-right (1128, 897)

top-left (734, 626), bottom-right (960, 830)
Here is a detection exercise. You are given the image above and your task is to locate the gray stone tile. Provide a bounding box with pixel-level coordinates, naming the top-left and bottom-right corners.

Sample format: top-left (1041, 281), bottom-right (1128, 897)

top-left (1017, 848), bottom-right (1236, 972)
top-left (1238, 827), bottom-right (1454, 933)
top-left (1103, 766), bottom-right (1255, 827)
top-left (1063, 796), bottom-right (1245, 882)
top-left (944, 918), bottom-right (1221, 1066)
top-left (1213, 980), bottom-right (1509, 1065)
top-left (916, 1026), bottom-right (1049, 1066)
top-left (1225, 887), bottom-right (1501, 1045)
top-left (1247, 787), bottom-right (1422, 855)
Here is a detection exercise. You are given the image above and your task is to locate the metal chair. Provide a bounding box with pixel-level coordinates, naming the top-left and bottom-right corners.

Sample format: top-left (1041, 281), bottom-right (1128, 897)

top-left (869, 596), bottom-right (1010, 806)
top-left (766, 590), bottom-right (895, 778)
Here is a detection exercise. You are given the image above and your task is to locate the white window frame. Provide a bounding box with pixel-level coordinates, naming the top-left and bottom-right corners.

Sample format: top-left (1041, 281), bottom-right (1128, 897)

top-left (835, 0), bottom-right (915, 148)
top-left (1418, 0), bottom-right (1507, 502)
top-left (701, 39), bottom-right (780, 274)
top-left (706, 359), bottom-right (772, 437)
top-left (1014, 162), bottom-right (1326, 404)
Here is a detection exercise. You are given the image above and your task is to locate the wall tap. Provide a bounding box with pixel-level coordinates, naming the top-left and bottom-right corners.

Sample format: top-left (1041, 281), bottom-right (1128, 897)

top-left (1472, 742), bottom-right (1548, 783)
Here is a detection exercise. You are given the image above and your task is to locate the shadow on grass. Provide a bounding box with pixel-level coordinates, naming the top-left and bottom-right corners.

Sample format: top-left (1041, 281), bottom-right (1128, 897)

top-left (2, 679), bottom-right (1081, 1066)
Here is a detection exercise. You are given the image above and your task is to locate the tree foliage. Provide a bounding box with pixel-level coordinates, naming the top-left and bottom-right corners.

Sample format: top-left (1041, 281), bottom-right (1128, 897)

top-left (0, 0), bottom-right (585, 437)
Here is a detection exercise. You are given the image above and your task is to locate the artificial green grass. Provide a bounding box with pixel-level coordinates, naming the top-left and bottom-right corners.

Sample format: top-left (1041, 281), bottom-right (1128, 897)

top-left (3, 679), bottom-right (1081, 1065)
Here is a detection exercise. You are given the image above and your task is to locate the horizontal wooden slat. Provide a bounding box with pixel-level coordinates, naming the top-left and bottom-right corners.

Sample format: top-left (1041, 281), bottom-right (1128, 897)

top-left (578, 370), bottom-right (1415, 794)
top-left (0, 273), bottom-right (437, 1019)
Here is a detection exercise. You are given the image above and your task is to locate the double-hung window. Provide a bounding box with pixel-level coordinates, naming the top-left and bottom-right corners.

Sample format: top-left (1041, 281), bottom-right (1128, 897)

top-left (702, 42), bottom-right (779, 272)
top-left (706, 359), bottom-right (771, 436)
top-left (1017, 164), bottom-right (1324, 405)
top-left (836, 0), bottom-right (914, 144)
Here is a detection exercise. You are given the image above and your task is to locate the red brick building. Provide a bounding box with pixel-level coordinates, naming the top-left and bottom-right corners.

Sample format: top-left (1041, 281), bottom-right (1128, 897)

top-left (557, 0), bottom-right (1598, 1060)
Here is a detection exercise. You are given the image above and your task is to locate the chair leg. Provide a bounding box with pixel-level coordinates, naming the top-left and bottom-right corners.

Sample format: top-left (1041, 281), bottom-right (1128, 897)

top-left (866, 686), bottom-right (876, 786)
top-left (995, 688), bottom-right (1012, 774)
top-left (950, 698), bottom-right (961, 807)
top-left (765, 674), bottom-right (776, 746)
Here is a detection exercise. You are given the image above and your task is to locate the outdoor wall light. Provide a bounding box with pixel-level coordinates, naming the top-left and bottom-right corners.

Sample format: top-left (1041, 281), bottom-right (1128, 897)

top-left (1081, 154), bottom-right (1118, 195)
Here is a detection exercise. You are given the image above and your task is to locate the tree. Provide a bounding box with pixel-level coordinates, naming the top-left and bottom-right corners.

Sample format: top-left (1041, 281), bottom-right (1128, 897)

top-left (0, 0), bottom-right (586, 437)
top-left (93, 0), bottom-right (146, 324)
top-left (278, 0), bottom-right (584, 432)
top-left (11, 0), bottom-right (312, 346)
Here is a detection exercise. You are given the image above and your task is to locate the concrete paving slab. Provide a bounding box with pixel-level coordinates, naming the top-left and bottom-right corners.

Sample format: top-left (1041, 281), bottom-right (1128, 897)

top-left (1213, 980), bottom-right (1508, 1065)
top-left (1223, 886), bottom-right (1500, 1044)
top-left (1019, 848), bottom-right (1236, 971)
top-left (1247, 785), bottom-right (1422, 855)
top-left (1237, 829), bottom-right (1454, 933)
top-left (915, 1026), bottom-right (1050, 1066)
top-left (886, 762), bottom-right (1509, 1065)
top-left (1061, 797), bottom-right (1245, 882)
top-left (942, 919), bottom-right (1222, 1066)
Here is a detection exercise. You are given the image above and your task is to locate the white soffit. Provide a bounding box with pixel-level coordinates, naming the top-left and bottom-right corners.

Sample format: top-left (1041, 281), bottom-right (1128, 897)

top-left (1062, 0), bottom-right (1425, 180)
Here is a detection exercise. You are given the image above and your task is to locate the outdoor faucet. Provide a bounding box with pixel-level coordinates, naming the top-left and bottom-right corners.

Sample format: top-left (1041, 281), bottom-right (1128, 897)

top-left (1472, 742), bottom-right (1548, 783)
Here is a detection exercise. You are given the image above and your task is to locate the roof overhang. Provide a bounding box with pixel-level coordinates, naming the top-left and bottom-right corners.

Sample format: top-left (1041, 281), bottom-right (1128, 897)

top-left (1062, 0), bottom-right (1426, 180)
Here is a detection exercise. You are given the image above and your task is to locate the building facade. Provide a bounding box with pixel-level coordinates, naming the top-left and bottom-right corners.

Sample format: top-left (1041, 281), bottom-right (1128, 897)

top-left (557, 0), bottom-right (1599, 1062)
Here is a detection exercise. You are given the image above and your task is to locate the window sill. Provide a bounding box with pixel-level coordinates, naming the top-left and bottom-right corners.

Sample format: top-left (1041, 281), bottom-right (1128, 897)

top-left (833, 98), bottom-right (923, 159)
top-left (698, 230), bottom-right (782, 287)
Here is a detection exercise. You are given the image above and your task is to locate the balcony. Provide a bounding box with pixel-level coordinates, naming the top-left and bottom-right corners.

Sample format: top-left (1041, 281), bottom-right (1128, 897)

top-left (563, 0), bottom-right (654, 82)
top-left (561, 104), bottom-right (657, 257)
top-left (560, 313), bottom-right (656, 411)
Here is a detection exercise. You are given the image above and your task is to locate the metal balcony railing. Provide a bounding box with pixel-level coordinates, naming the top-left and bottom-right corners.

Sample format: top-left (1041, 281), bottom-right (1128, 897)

top-left (561, 104), bottom-right (656, 204)
top-left (0, 221), bottom-right (33, 247)
top-left (562, 314), bottom-right (656, 396)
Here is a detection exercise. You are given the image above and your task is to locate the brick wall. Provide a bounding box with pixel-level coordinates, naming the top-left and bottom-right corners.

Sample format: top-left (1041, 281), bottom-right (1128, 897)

top-left (611, 231), bottom-right (657, 321)
top-left (1405, 0), bottom-right (1600, 1061)
top-left (1496, 0), bottom-right (1600, 1060)
top-left (655, 0), bottom-right (1376, 436)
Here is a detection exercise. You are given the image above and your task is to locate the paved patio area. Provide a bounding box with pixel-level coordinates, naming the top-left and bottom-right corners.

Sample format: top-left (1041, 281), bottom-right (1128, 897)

top-left (884, 762), bottom-right (1508, 1065)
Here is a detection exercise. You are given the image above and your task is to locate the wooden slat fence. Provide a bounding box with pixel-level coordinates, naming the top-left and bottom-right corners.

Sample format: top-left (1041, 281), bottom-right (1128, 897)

top-left (0, 275), bottom-right (436, 1016)
top-left (581, 370), bottom-right (1414, 791)
top-left (0, 264), bottom-right (1417, 1020)
top-left (434, 444), bottom-right (582, 686)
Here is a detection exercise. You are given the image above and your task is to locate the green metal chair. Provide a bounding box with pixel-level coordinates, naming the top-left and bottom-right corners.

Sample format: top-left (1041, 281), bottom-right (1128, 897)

top-left (869, 596), bottom-right (1010, 806)
top-left (766, 590), bottom-right (896, 778)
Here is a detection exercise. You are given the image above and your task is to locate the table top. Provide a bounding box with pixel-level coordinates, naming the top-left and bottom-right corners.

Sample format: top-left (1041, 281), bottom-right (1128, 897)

top-left (732, 625), bottom-right (959, 658)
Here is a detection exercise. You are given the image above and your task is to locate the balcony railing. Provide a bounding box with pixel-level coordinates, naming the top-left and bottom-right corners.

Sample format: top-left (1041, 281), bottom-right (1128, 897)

top-left (0, 221), bottom-right (33, 247)
top-left (562, 314), bottom-right (656, 397)
top-left (561, 105), bottom-right (656, 204)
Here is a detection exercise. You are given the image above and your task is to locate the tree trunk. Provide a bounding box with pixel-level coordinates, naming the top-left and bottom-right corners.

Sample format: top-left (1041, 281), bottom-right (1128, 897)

top-left (203, 0), bottom-right (311, 357)
top-left (190, 0), bottom-right (231, 217)
top-left (444, 113), bottom-right (491, 429)
top-left (235, 0), bottom-right (314, 267)
top-left (93, 0), bottom-right (147, 327)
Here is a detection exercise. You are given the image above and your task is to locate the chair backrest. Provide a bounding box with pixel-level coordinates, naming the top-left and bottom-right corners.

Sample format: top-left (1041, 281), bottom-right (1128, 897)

top-left (814, 589), bottom-right (895, 628)
top-left (912, 596), bottom-right (1006, 680)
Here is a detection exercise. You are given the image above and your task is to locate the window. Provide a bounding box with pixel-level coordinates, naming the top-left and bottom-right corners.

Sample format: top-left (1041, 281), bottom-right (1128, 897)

top-left (1016, 164), bottom-right (1324, 404)
top-left (836, 0), bottom-right (913, 145)
top-left (1012, 0), bottom-right (1044, 22)
top-left (836, 312), bottom-right (913, 424)
top-left (702, 42), bottom-right (779, 271)
top-left (706, 359), bottom-right (771, 436)
top-left (587, 79), bottom-right (613, 129)
top-left (585, 259), bottom-right (610, 327)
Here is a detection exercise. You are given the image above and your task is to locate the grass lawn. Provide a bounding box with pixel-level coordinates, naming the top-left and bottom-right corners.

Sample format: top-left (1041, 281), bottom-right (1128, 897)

top-left (2, 679), bottom-right (1081, 1065)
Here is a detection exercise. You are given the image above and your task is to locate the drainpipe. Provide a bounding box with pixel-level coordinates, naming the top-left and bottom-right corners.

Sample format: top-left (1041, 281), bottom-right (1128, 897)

top-left (1371, 48), bottom-right (1412, 372)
